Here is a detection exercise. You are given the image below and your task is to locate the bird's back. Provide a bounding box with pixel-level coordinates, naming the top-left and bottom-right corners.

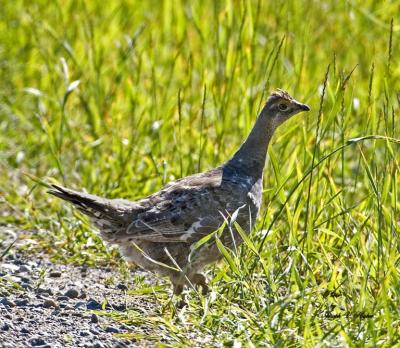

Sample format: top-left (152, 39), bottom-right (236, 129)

top-left (101, 165), bottom-right (262, 246)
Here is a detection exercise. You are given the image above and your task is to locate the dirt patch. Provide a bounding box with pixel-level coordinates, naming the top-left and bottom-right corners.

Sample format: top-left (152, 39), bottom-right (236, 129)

top-left (0, 226), bottom-right (161, 348)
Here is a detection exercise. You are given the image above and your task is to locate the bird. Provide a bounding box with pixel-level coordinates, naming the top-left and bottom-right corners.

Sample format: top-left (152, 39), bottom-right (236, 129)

top-left (48, 89), bottom-right (310, 296)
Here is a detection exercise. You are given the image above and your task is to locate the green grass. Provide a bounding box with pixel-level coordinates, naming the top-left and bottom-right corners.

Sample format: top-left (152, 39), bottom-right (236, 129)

top-left (1, 0), bottom-right (400, 346)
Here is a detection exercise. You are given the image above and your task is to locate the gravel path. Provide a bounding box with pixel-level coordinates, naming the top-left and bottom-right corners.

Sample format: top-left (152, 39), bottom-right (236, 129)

top-left (0, 227), bottom-right (159, 348)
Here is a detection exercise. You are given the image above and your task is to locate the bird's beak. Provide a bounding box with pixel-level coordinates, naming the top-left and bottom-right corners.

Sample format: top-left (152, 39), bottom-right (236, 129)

top-left (295, 102), bottom-right (310, 112)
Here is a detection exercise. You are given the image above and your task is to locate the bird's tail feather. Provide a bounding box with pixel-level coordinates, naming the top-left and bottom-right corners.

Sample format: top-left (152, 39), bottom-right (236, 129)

top-left (48, 184), bottom-right (124, 230)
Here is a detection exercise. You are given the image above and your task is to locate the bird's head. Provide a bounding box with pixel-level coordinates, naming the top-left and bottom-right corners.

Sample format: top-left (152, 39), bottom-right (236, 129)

top-left (264, 89), bottom-right (310, 127)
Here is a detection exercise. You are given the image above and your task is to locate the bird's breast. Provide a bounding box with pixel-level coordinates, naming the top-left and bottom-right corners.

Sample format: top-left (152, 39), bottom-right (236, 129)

top-left (223, 176), bottom-right (262, 220)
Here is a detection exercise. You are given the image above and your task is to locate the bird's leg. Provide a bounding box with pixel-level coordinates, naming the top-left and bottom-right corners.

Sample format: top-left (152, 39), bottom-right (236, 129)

top-left (173, 283), bottom-right (184, 296)
top-left (172, 283), bottom-right (187, 308)
top-left (190, 273), bottom-right (209, 295)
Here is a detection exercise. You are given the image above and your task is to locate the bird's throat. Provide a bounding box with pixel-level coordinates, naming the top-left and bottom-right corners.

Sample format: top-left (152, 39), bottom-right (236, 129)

top-left (227, 111), bottom-right (276, 177)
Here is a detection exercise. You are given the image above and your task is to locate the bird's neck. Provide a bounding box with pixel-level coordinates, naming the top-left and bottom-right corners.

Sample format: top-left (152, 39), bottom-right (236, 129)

top-left (226, 110), bottom-right (276, 178)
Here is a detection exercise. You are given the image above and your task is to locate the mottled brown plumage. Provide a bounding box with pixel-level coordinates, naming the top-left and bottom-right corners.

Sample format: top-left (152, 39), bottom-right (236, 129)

top-left (49, 90), bottom-right (310, 295)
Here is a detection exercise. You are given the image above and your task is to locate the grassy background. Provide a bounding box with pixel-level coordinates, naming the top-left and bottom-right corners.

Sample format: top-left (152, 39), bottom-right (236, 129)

top-left (1, 0), bottom-right (400, 346)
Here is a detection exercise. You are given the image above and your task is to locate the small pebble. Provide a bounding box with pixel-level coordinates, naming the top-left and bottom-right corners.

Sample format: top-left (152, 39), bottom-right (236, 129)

top-left (113, 303), bottom-right (126, 311)
top-left (37, 288), bottom-right (53, 296)
top-left (79, 330), bottom-right (90, 337)
top-left (93, 343), bottom-right (103, 348)
top-left (49, 271), bottom-right (62, 278)
top-left (2, 343), bottom-right (15, 348)
top-left (4, 254), bottom-right (15, 261)
top-left (86, 299), bottom-right (102, 310)
top-left (0, 298), bottom-right (16, 307)
top-left (43, 299), bottom-right (59, 309)
top-left (19, 276), bottom-right (31, 283)
top-left (29, 337), bottom-right (46, 347)
top-left (27, 261), bottom-right (37, 268)
top-left (74, 301), bottom-right (86, 309)
top-left (1, 263), bottom-right (20, 272)
top-left (78, 291), bottom-right (87, 299)
top-left (57, 296), bottom-right (70, 301)
top-left (21, 282), bottom-right (32, 290)
top-left (90, 327), bottom-right (101, 335)
top-left (64, 288), bottom-right (79, 299)
top-left (105, 326), bottom-right (119, 333)
top-left (15, 298), bottom-right (29, 307)
top-left (117, 283), bottom-right (128, 291)
top-left (21, 327), bottom-right (30, 334)
top-left (1, 323), bottom-right (12, 331)
top-left (90, 313), bottom-right (99, 323)
top-left (7, 276), bottom-right (21, 283)
top-left (18, 264), bottom-right (31, 273)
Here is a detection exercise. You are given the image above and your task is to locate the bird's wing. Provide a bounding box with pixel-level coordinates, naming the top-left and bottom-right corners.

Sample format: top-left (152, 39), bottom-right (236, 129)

top-left (103, 170), bottom-right (228, 243)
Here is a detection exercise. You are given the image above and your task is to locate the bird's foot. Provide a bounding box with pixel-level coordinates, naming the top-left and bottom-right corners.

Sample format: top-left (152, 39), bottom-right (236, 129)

top-left (171, 273), bottom-right (208, 306)
top-left (190, 273), bottom-right (209, 295)
top-left (173, 283), bottom-right (184, 296)
top-left (172, 283), bottom-right (187, 308)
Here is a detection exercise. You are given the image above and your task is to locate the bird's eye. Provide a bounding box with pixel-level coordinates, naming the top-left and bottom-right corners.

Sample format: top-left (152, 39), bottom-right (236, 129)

top-left (278, 103), bottom-right (288, 111)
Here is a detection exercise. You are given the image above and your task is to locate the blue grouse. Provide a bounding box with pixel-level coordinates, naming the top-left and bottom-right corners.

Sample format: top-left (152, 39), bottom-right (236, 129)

top-left (49, 90), bottom-right (310, 295)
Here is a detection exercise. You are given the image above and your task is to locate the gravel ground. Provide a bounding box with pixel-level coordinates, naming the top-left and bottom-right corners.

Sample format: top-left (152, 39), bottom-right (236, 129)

top-left (0, 226), bottom-right (160, 348)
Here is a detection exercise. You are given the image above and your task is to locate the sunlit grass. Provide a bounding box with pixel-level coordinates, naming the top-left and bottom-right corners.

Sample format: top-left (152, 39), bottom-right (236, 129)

top-left (1, 0), bottom-right (399, 346)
